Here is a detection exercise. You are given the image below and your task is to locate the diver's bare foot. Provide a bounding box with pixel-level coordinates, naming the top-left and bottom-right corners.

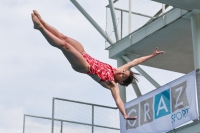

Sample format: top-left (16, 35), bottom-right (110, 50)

top-left (31, 13), bottom-right (43, 30)
top-left (33, 10), bottom-right (44, 24)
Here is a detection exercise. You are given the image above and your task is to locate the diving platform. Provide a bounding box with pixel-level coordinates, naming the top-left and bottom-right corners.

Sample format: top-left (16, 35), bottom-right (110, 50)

top-left (104, 1), bottom-right (200, 132)
top-left (106, 0), bottom-right (200, 74)
top-left (106, 8), bottom-right (193, 74)
top-left (153, 0), bottom-right (200, 11)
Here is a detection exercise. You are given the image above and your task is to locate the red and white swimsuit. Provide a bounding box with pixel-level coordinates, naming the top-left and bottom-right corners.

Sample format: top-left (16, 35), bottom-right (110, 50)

top-left (82, 53), bottom-right (116, 82)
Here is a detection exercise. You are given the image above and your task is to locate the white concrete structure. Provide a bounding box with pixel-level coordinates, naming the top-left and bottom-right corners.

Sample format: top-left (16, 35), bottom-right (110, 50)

top-left (70, 0), bottom-right (200, 132)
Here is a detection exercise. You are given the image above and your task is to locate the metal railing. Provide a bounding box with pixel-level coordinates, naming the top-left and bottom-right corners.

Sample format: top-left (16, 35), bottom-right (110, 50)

top-left (23, 115), bottom-right (53, 133)
top-left (52, 97), bottom-right (120, 133)
top-left (105, 0), bottom-right (172, 48)
top-left (23, 98), bottom-right (120, 133)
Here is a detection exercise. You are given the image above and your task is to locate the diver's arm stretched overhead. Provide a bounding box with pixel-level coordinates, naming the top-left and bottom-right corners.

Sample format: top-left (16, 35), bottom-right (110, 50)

top-left (120, 47), bottom-right (165, 70)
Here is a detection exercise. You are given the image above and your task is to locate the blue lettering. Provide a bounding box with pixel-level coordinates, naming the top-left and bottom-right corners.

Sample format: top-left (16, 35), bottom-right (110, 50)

top-left (171, 114), bottom-right (175, 123)
top-left (182, 110), bottom-right (186, 117)
top-left (185, 108), bottom-right (189, 114)
top-left (154, 89), bottom-right (171, 119)
top-left (176, 112), bottom-right (182, 120)
top-left (171, 108), bottom-right (189, 123)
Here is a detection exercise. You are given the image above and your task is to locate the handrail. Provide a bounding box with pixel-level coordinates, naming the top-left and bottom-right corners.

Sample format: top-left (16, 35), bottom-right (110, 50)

top-left (52, 97), bottom-right (120, 133)
top-left (114, 7), bottom-right (155, 19)
top-left (146, 4), bottom-right (169, 23)
top-left (106, 0), bottom-right (119, 7)
top-left (25, 114), bottom-right (120, 130)
top-left (54, 97), bottom-right (118, 109)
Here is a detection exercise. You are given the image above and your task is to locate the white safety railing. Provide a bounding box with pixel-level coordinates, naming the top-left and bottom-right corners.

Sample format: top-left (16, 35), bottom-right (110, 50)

top-left (105, 0), bottom-right (172, 48)
top-left (23, 98), bottom-right (120, 133)
top-left (51, 98), bottom-right (120, 133)
top-left (23, 115), bottom-right (53, 133)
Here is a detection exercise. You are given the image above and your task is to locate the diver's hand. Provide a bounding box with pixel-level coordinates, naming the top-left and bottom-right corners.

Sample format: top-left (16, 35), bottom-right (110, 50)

top-left (124, 115), bottom-right (137, 120)
top-left (152, 47), bottom-right (165, 56)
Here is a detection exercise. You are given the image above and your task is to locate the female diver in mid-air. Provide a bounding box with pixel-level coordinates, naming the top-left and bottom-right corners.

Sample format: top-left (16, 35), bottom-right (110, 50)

top-left (31, 10), bottom-right (164, 120)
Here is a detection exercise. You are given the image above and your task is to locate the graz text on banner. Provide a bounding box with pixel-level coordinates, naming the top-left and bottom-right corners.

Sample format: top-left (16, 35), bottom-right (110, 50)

top-left (120, 71), bottom-right (198, 133)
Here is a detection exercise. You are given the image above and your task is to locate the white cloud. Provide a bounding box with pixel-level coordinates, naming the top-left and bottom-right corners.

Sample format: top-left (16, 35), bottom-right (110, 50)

top-left (0, 105), bottom-right (24, 133)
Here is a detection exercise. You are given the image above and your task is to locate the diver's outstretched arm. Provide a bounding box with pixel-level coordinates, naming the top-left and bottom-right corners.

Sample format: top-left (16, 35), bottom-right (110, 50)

top-left (119, 47), bottom-right (165, 70)
top-left (109, 82), bottom-right (137, 120)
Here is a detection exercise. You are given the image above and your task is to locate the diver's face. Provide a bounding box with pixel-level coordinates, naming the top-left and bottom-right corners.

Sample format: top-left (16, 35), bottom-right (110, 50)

top-left (114, 69), bottom-right (130, 85)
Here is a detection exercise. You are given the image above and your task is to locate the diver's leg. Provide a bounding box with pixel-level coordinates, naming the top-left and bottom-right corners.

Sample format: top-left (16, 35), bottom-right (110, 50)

top-left (33, 10), bottom-right (86, 54)
top-left (32, 13), bottom-right (89, 73)
top-left (33, 10), bottom-right (64, 40)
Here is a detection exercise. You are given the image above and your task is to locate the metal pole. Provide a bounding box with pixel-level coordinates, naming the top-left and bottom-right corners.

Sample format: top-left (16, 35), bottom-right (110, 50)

top-left (52, 97), bottom-right (55, 133)
top-left (61, 120), bottom-right (63, 133)
top-left (121, 10), bottom-right (123, 39)
top-left (23, 114), bottom-right (25, 133)
top-left (25, 114), bottom-right (120, 131)
top-left (92, 105), bottom-right (94, 133)
top-left (122, 56), bottom-right (161, 88)
top-left (129, 0), bottom-right (132, 34)
top-left (162, 4), bottom-right (165, 15)
top-left (70, 0), bottom-right (114, 45)
top-left (54, 97), bottom-right (117, 109)
top-left (117, 58), bottom-right (126, 102)
top-left (114, 7), bottom-right (155, 19)
top-left (121, 55), bottom-right (142, 97)
top-left (117, 58), bottom-right (126, 133)
top-left (106, 0), bottom-right (120, 7)
top-left (134, 66), bottom-right (160, 88)
top-left (146, 5), bottom-right (169, 24)
top-left (191, 13), bottom-right (200, 117)
top-left (131, 81), bottom-right (142, 97)
top-left (108, 0), bottom-right (120, 41)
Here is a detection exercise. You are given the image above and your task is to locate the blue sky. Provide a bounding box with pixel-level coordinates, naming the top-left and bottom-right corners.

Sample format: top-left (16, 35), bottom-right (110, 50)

top-left (0, 0), bottom-right (184, 133)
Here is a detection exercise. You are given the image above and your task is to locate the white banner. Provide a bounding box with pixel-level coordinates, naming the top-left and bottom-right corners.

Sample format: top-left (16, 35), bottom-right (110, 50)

top-left (120, 71), bottom-right (198, 133)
